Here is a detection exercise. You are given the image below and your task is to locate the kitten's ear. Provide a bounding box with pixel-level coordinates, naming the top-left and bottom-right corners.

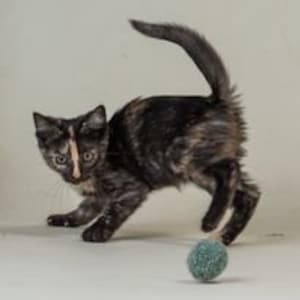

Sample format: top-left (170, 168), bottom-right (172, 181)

top-left (33, 112), bottom-right (62, 142)
top-left (33, 112), bottom-right (54, 132)
top-left (81, 105), bottom-right (107, 131)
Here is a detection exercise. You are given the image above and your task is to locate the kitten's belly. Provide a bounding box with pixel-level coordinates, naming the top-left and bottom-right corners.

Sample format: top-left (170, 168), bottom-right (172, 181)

top-left (140, 154), bottom-right (215, 193)
top-left (141, 159), bottom-right (185, 188)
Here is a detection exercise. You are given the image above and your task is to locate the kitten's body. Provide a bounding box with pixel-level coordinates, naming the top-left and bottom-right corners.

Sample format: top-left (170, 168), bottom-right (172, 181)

top-left (34, 20), bottom-right (260, 245)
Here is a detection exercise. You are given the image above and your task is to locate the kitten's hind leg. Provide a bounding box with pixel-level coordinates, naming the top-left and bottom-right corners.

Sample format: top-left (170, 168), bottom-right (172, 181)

top-left (47, 197), bottom-right (104, 227)
top-left (220, 173), bottom-right (260, 245)
top-left (200, 159), bottom-right (240, 233)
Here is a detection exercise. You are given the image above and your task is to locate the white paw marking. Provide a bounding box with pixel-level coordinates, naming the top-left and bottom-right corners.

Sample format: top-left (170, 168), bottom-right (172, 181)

top-left (64, 220), bottom-right (69, 227)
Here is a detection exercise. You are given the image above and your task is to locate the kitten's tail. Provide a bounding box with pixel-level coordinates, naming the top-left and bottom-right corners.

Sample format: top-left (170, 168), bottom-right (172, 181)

top-left (130, 19), bottom-right (236, 102)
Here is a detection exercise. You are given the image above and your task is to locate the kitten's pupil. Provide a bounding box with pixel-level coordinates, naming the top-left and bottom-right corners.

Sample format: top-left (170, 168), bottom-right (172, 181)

top-left (83, 152), bottom-right (94, 162)
top-left (55, 155), bottom-right (67, 165)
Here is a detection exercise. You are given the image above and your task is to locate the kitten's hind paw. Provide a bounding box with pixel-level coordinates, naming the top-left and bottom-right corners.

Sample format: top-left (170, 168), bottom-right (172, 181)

top-left (201, 218), bottom-right (218, 233)
top-left (47, 214), bottom-right (81, 228)
top-left (220, 232), bottom-right (235, 246)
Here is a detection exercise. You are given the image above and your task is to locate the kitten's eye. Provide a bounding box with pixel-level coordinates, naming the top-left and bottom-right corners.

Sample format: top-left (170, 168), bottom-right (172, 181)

top-left (55, 155), bottom-right (67, 165)
top-left (82, 152), bottom-right (95, 163)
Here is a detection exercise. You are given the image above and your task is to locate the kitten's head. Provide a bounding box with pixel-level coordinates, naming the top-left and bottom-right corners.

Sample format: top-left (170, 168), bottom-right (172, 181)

top-left (33, 105), bottom-right (108, 185)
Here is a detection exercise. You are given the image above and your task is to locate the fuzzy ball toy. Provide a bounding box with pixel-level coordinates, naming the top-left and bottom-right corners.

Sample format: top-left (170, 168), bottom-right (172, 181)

top-left (187, 239), bottom-right (228, 282)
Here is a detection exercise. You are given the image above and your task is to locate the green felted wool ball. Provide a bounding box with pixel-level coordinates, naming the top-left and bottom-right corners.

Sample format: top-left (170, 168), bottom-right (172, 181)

top-left (187, 239), bottom-right (228, 282)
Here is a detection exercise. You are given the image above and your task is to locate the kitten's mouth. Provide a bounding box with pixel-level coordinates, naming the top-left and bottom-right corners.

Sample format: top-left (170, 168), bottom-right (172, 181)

top-left (66, 177), bottom-right (84, 185)
top-left (67, 173), bottom-right (92, 185)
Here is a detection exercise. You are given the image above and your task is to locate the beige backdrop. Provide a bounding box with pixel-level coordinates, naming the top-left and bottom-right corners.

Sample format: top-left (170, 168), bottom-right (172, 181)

top-left (0, 0), bottom-right (299, 237)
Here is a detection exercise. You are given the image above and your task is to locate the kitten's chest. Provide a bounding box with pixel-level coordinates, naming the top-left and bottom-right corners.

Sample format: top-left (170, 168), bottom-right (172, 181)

top-left (71, 179), bottom-right (97, 197)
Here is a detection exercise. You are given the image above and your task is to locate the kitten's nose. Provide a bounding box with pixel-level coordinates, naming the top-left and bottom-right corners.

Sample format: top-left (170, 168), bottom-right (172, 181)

top-left (72, 174), bottom-right (81, 180)
top-left (72, 169), bottom-right (81, 180)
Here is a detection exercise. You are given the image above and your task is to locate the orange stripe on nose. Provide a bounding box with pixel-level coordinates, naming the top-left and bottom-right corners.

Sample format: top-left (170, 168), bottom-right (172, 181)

top-left (68, 127), bottom-right (81, 179)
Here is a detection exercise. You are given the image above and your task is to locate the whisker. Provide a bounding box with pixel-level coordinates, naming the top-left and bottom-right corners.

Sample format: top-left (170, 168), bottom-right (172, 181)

top-left (39, 179), bottom-right (59, 199)
top-left (56, 182), bottom-right (65, 212)
top-left (49, 181), bottom-right (63, 212)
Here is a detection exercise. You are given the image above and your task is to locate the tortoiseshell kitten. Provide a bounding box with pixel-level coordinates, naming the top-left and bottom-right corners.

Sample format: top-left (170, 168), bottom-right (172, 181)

top-left (33, 20), bottom-right (260, 245)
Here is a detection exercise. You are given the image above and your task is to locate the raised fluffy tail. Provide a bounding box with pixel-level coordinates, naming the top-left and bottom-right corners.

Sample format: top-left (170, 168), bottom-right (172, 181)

top-left (130, 19), bottom-right (235, 101)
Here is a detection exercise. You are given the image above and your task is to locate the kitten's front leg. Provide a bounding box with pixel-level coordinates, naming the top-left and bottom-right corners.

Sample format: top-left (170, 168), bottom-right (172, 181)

top-left (47, 197), bottom-right (104, 228)
top-left (82, 184), bottom-right (148, 242)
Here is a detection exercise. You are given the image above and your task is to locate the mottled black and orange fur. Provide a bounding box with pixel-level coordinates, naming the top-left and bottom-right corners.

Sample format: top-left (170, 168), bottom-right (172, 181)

top-left (33, 20), bottom-right (260, 245)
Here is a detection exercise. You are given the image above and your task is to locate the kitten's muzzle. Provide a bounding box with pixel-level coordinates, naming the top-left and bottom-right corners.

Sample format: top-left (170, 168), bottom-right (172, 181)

top-left (65, 176), bottom-right (85, 185)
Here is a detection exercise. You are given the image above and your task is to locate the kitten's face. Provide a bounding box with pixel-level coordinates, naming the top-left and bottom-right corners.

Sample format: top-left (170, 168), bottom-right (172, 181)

top-left (33, 105), bottom-right (108, 185)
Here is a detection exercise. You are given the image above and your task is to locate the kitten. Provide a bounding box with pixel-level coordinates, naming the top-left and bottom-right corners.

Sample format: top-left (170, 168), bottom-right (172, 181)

top-left (33, 20), bottom-right (260, 245)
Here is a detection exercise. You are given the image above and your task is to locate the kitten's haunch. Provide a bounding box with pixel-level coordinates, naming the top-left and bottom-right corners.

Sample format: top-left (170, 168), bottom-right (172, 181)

top-left (33, 20), bottom-right (260, 245)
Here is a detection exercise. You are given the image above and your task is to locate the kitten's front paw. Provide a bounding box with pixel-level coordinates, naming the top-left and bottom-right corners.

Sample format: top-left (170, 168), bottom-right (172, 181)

top-left (82, 223), bottom-right (113, 243)
top-left (47, 214), bottom-right (80, 228)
